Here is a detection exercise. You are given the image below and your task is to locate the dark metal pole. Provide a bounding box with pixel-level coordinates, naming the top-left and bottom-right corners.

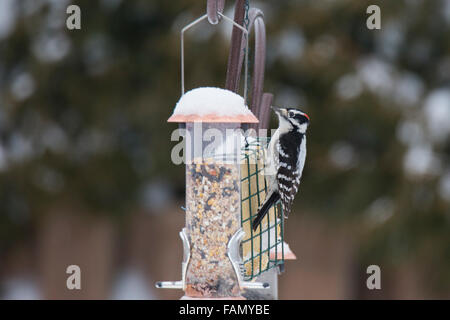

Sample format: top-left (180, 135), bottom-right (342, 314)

top-left (225, 0), bottom-right (246, 92)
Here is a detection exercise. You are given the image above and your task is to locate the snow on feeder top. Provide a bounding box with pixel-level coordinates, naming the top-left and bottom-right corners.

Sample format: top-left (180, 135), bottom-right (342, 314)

top-left (168, 87), bottom-right (259, 123)
top-left (163, 87), bottom-right (263, 298)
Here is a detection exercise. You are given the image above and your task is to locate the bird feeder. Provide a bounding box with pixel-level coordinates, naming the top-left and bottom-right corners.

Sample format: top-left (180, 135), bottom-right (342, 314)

top-left (156, 3), bottom-right (296, 299)
top-left (157, 87), bottom-right (264, 298)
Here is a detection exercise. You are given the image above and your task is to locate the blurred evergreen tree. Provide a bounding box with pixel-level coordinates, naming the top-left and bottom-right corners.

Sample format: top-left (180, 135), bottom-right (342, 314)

top-left (0, 0), bottom-right (448, 295)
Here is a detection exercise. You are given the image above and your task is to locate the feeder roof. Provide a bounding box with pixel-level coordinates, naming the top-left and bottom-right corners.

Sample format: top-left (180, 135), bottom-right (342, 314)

top-left (168, 87), bottom-right (259, 123)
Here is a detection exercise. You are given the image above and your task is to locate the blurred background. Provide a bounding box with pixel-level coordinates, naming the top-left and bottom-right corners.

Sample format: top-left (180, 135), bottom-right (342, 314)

top-left (0, 0), bottom-right (449, 299)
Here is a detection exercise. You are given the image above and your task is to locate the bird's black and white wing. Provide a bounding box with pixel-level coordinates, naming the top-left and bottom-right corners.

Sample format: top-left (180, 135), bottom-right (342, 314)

top-left (276, 133), bottom-right (306, 217)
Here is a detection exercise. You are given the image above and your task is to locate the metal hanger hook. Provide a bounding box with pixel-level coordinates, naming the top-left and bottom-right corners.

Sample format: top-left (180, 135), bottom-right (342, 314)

top-left (207, 0), bottom-right (226, 25)
top-left (181, 11), bottom-right (250, 104)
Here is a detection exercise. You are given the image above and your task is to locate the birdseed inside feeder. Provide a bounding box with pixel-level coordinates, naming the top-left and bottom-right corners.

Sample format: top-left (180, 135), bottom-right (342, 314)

top-left (166, 87), bottom-right (259, 298)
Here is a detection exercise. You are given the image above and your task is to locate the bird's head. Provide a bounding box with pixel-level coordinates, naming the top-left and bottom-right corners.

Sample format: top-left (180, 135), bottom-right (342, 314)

top-left (272, 106), bottom-right (310, 134)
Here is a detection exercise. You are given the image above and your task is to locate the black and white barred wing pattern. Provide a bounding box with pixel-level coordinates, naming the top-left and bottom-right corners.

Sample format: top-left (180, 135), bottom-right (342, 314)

top-left (276, 168), bottom-right (300, 218)
top-left (275, 134), bottom-right (304, 218)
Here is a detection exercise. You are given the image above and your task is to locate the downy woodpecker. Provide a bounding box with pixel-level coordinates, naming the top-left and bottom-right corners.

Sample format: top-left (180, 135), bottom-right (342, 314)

top-left (252, 107), bottom-right (310, 231)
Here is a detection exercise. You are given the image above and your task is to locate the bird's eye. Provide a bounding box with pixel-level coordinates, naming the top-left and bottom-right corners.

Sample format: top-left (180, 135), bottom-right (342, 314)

top-left (289, 112), bottom-right (295, 117)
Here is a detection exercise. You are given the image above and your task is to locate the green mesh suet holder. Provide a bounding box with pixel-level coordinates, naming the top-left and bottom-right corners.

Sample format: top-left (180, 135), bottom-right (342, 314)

top-left (240, 137), bottom-right (284, 281)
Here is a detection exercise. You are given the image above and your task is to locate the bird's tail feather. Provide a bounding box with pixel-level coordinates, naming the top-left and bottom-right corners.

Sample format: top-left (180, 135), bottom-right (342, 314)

top-left (252, 192), bottom-right (280, 231)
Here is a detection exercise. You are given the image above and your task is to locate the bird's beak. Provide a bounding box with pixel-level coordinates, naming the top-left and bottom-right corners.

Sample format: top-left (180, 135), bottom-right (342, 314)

top-left (270, 106), bottom-right (280, 113)
top-left (271, 106), bottom-right (287, 117)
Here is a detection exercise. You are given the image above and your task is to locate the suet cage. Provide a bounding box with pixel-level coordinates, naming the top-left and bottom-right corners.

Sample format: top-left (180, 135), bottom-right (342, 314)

top-left (240, 137), bottom-right (284, 281)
